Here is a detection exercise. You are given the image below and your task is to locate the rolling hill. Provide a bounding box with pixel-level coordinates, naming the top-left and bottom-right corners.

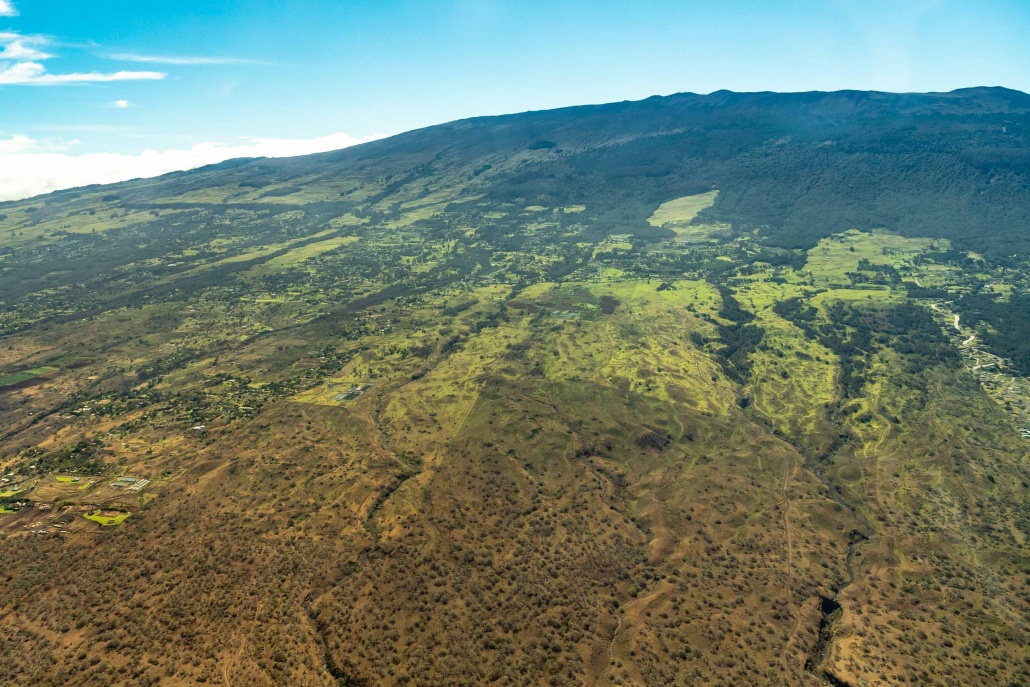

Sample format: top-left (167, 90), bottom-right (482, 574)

top-left (0, 88), bottom-right (1028, 687)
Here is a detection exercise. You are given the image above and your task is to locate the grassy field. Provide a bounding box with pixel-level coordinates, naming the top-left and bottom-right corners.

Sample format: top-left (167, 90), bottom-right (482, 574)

top-left (647, 190), bottom-right (719, 226)
top-left (83, 511), bottom-right (130, 527)
top-left (804, 228), bottom-right (948, 287)
top-left (646, 191), bottom-right (731, 242)
top-left (0, 366), bottom-right (58, 388)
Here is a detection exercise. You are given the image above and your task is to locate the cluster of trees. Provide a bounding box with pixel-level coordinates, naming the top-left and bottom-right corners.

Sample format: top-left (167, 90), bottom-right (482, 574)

top-left (709, 286), bottom-right (764, 384)
top-left (776, 298), bottom-right (960, 398)
top-left (18, 438), bottom-right (105, 476)
top-left (848, 259), bottom-right (902, 285)
top-left (953, 292), bottom-right (1030, 375)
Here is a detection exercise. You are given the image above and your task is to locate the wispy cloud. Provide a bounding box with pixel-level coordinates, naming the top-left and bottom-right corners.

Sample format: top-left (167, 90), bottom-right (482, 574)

top-left (33, 124), bottom-right (129, 134)
top-left (0, 61), bottom-right (165, 85)
top-left (104, 52), bottom-right (264, 66)
top-left (0, 132), bottom-right (384, 201)
top-left (0, 1), bottom-right (18, 18)
top-left (0, 32), bottom-right (166, 86)
top-left (113, 99), bottom-right (130, 108)
top-left (0, 31), bottom-right (48, 45)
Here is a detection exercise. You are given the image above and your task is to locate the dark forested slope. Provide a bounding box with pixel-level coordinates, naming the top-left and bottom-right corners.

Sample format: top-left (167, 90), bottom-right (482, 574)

top-left (40, 86), bottom-right (1025, 257)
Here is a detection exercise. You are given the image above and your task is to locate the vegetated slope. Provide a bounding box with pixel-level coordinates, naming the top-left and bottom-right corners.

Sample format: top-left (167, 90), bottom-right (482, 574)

top-left (6, 86), bottom-right (1029, 259)
top-left (0, 89), bottom-right (1027, 687)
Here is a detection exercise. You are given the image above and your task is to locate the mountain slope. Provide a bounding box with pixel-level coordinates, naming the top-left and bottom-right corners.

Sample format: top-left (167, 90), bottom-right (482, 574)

top-left (0, 89), bottom-right (1028, 687)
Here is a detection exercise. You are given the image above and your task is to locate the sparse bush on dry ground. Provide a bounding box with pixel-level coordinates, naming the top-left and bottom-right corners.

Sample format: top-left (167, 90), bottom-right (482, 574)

top-left (0, 88), bottom-right (1028, 686)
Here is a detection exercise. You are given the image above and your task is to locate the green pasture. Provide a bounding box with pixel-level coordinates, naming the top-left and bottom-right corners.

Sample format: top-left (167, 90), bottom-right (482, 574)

top-left (84, 511), bottom-right (131, 527)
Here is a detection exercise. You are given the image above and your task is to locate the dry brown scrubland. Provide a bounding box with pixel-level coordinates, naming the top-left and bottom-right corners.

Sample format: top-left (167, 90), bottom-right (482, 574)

top-left (0, 277), bottom-right (1026, 687)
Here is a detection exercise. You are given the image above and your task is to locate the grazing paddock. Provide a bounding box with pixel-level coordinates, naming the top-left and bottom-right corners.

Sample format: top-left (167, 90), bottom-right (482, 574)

top-left (0, 366), bottom-right (59, 389)
top-left (84, 510), bottom-right (130, 527)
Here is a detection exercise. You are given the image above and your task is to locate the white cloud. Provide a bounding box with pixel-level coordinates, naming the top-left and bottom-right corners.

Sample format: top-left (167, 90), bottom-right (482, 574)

top-left (113, 99), bottom-right (130, 108)
top-left (0, 1), bottom-right (18, 18)
top-left (0, 132), bottom-right (384, 201)
top-left (0, 134), bottom-right (35, 154)
top-left (0, 61), bottom-right (166, 85)
top-left (104, 52), bottom-right (262, 66)
top-left (0, 40), bottom-right (51, 60)
top-left (0, 135), bottom-right (77, 155)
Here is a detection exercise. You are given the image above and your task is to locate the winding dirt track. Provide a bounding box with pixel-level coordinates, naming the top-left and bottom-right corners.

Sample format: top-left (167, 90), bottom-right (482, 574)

top-left (222, 640), bottom-right (245, 687)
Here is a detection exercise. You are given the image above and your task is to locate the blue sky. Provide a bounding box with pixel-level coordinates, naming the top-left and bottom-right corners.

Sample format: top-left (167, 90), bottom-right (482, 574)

top-left (0, 0), bottom-right (1028, 199)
